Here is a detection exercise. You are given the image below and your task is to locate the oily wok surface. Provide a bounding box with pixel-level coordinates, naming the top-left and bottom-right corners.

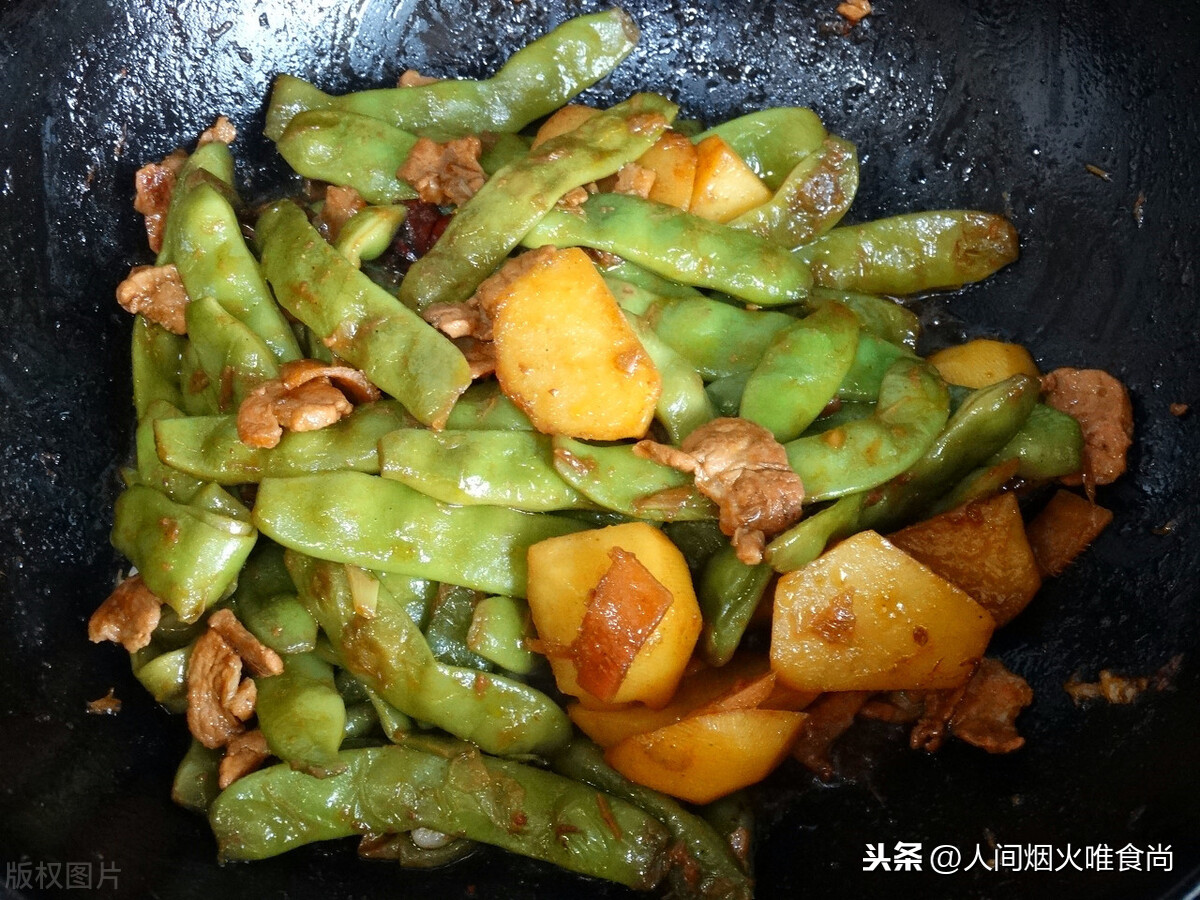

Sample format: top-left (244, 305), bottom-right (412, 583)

top-left (0, 0), bottom-right (1197, 897)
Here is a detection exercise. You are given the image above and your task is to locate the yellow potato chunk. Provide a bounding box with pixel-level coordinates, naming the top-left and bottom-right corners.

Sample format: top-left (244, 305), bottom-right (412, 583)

top-left (637, 131), bottom-right (698, 210)
top-left (889, 492), bottom-right (1042, 626)
top-left (927, 338), bottom-right (1040, 388)
top-left (526, 522), bottom-right (701, 707)
top-left (770, 530), bottom-right (995, 691)
top-left (689, 135), bottom-right (773, 223)
top-left (483, 247), bottom-right (661, 440)
top-left (605, 708), bottom-right (805, 804)
top-left (531, 104), bottom-right (600, 148)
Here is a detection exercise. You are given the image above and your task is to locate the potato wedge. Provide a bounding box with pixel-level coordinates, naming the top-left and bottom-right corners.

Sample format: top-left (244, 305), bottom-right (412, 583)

top-left (1025, 488), bottom-right (1113, 576)
top-left (770, 530), bottom-right (995, 691)
top-left (605, 708), bottom-right (805, 804)
top-left (483, 247), bottom-right (661, 440)
top-left (526, 522), bottom-right (701, 707)
top-left (927, 338), bottom-right (1040, 388)
top-left (689, 135), bottom-right (773, 223)
top-left (889, 492), bottom-right (1042, 626)
top-left (531, 104), bottom-right (600, 148)
top-left (637, 131), bottom-right (698, 210)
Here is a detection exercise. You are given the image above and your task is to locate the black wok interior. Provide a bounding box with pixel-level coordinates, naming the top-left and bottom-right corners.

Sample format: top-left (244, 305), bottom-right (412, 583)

top-left (1, 0), bottom-right (1198, 897)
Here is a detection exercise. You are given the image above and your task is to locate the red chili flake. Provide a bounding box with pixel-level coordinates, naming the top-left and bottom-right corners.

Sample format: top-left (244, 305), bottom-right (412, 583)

top-left (554, 823), bottom-right (582, 842)
top-left (510, 811), bottom-right (528, 833)
top-left (595, 793), bottom-right (623, 842)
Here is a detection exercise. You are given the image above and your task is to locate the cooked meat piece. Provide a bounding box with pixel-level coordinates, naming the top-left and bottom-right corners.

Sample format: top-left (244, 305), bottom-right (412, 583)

top-left (315, 184), bottom-right (366, 242)
top-left (218, 728), bottom-right (270, 789)
top-left (859, 691), bottom-right (925, 724)
top-left (134, 149), bottom-right (187, 254)
top-left (197, 115), bottom-right (237, 147)
top-left (837, 0), bottom-right (872, 23)
top-left (611, 162), bottom-right (656, 199)
top-left (115, 264), bottom-right (189, 334)
top-left (236, 359), bottom-right (381, 449)
top-left (1064, 669), bottom-right (1148, 705)
top-left (206, 608), bottom-right (283, 678)
top-left (556, 186), bottom-right (591, 212)
top-left (87, 574), bottom-right (162, 653)
top-left (634, 418), bottom-right (806, 564)
top-left (1041, 368), bottom-right (1133, 494)
top-left (86, 688), bottom-right (122, 716)
top-left (399, 136), bottom-right (487, 207)
top-left (791, 691), bottom-right (871, 779)
top-left (1025, 488), bottom-right (1113, 577)
top-left (186, 628), bottom-right (257, 749)
top-left (423, 299), bottom-right (493, 342)
top-left (949, 658), bottom-right (1032, 753)
top-left (454, 336), bottom-right (497, 380)
top-left (397, 68), bottom-right (440, 87)
top-left (909, 658), bottom-right (1031, 753)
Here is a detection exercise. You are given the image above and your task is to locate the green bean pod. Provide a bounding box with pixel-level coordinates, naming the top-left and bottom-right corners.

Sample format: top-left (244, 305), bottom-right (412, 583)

top-left (624, 311), bottom-right (715, 442)
top-left (443, 382), bottom-right (534, 431)
top-left (255, 651), bottom-right (347, 777)
top-left (786, 358), bottom-right (950, 501)
top-left (763, 493), bottom-right (866, 573)
top-left (132, 400), bottom-right (205, 503)
top-left (257, 199), bottom-right (471, 428)
top-left (340, 702), bottom-right (379, 741)
top-left (287, 554), bottom-right (571, 757)
top-left (523, 194), bottom-right (811, 306)
top-left (155, 141), bottom-right (236, 267)
top-left (167, 177), bottom-right (302, 364)
top-left (795, 210), bottom-right (1020, 295)
top-left (663, 520), bottom-right (728, 579)
top-left (551, 436), bottom-right (717, 521)
top-left (131, 643), bottom-right (192, 712)
top-left (810, 287), bottom-right (920, 349)
top-left (698, 545), bottom-right (774, 667)
top-left (424, 584), bottom-right (495, 672)
top-left (184, 295), bottom-right (280, 411)
top-left (706, 373), bottom-right (750, 418)
top-left (276, 110), bottom-right (418, 205)
top-left (131, 316), bottom-right (185, 418)
top-left (378, 429), bottom-right (592, 511)
top-left (172, 740), bottom-right (223, 814)
top-left (983, 402), bottom-right (1084, 481)
top-left (362, 685), bottom-right (414, 741)
top-left (398, 93), bottom-right (675, 311)
top-left (739, 301), bottom-right (860, 442)
top-left (253, 471), bottom-right (584, 597)
top-left (552, 739), bottom-right (752, 900)
top-left (155, 401), bottom-right (410, 485)
top-left (178, 341), bottom-right (220, 416)
top-left (112, 484), bottom-right (256, 622)
top-left (209, 744), bottom-right (670, 890)
top-left (333, 205), bottom-right (407, 267)
top-left (694, 107), bottom-right (826, 190)
top-left (929, 460), bottom-right (1021, 516)
top-left (264, 9), bottom-right (641, 141)
top-left (836, 333), bottom-right (917, 402)
top-left (467, 595), bottom-right (538, 675)
top-left (731, 135), bottom-right (858, 247)
top-left (602, 260), bottom-right (709, 301)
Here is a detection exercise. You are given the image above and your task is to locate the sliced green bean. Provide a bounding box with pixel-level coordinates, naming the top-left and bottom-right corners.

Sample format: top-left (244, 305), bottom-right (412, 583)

top-left (443, 382), bottom-right (534, 431)
top-left (929, 460), bottom-right (1020, 515)
top-left (731, 135), bottom-right (858, 247)
top-left (553, 739), bottom-right (751, 900)
top-left (132, 400), bottom-right (205, 503)
top-left (799, 400), bottom-right (875, 436)
top-left (786, 358), bottom-right (950, 501)
top-left (379, 429), bottom-right (592, 511)
top-left (155, 401), bottom-right (410, 485)
top-left (172, 740), bottom-right (223, 814)
top-left (256, 652), bottom-right (346, 777)
top-left (209, 744), bottom-right (669, 890)
top-left (811, 287), bottom-right (919, 349)
top-left (254, 471), bottom-right (584, 597)
top-left (551, 436), bottom-right (716, 522)
top-left (740, 301), bottom-right (860, 442)
top-left (695, 107), bottom-right (826, 190)
top-left (602, 260), bottom-right (708, 301)
top-left (276, 110), bottom-right (418, 205)
top-left (333, 204), bottom-right (406, 267)
top-left (795, 210), bottom-right (1020, 295)
top-left (184, 295), bottom-right (279, 411)
top-left (983, 402), bottom-right (1084, 481)
top-left (288, 554), bottom-right (571, 757)
top-left (836, 333), bottom-right (916, 402)
top-left (424, 585), bottom-right (495, 672)
top-left (131, 643), bottom-right (191, 713)
top-left (155, 141), bottom-right (235, 267)
top-left (479, 132), bottom-right (532, 175)
top-left (624, 311), bottom-right (714, 442)
top-left (398, 93), bottom-right (675, 311)
top-left (232, 589), bottom-right (317, 656)
top-left (467, 596), bottom-right (538, 675)
top-left (112, 484), bottom-right (256, 622)
top-left (178, 340), bottom-right (220, 416)
top-left (524, 194), bottom-right (811, 306)
top-left (698, 545), bottom-right (774, 667)
top-left (131, 316), bottom-right (185, 418)
top-left (257, 200), bottom-right (471, 428)
top-left (764, 493), bottom-right (866, 573)
top-left (362, 685), bottom-right (414, 741)
top-left (264, 9), bottom-right (641, 141)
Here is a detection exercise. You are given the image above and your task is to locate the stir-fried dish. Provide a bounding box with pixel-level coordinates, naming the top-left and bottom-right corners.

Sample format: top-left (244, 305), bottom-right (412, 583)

top-left (91, 9), bottom-right (1132, 897)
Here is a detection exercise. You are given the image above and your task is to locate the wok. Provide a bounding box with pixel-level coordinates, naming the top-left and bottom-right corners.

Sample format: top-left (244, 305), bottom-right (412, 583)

top-left (1, 0), bottom-right (1197, 897)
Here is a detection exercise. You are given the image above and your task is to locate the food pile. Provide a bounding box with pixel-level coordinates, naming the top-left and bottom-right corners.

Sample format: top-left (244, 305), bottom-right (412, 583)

top-left (91, 9), bottom-right (1132, 897)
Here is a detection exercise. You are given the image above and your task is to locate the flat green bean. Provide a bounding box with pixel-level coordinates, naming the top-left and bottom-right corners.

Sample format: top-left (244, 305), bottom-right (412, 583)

top-left (698, 545), bottom-right (774, 667)
top-left (256, 651), bottom-right (347, 777)
top-left (623, 310), bottom-right (714, 442)
top-left (810, 287), bottom-right (920, 349)
top-left (466, 595), bottom-right (538, 675)
top-left (183, 295), bottom-right (280, 411)
top-left (763, 493), bottom-right (866, 573)
top-left (172, 740), bottom-right (223, 814)
top-left (695, 107), bottom-right (826, 190)
top-left (424, 584), bottom-right (495, 672)
top-left (131, 316), bottom-right (185, 418)
top-left (443, 382), bottom-right (534, 431)
top-left (333, 204), bottom-right (406, 267)
top-left (984, 402), bottom-right (1084, 481)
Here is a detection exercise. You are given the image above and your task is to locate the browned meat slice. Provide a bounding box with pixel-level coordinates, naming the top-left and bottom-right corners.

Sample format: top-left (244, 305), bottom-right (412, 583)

top-left (557, 186), bottom-right (592, 211)
top-left (611, 162), bottom-right (656, 199)
top-left (791, 690), bottom-right (871, 779)
top-left (837, 0), bottom-right (872, 23)
top-left (454, 336), bottom-right (497, 380)
top-left (86, 688), bottom-right (122, 716)
top-left (635, 418), bottom-right (805, 564)
top-left (206, 608), bottom-right (283, 678)
top-left (859, 691), bottom-right (925, 725)
top-left (197, 115), bottom-right (237, 147)
top-left (910, 658), bottom-right (1031, 754)
top-left (134, 149), bottom-right (187, 254)
top-left (1065, 670), bottom-right (1148, 705)
top-left (115, 264), bottom-right (189, 334)
top-left (423, 299), bottom-right (493, 342)
top-left (315, 184), bottom-right (366, 242)
top-left (87, 574), bottom-right (163, 653)
top-left (397, 69), bottom-right (439, 87)
top-left (236, 359), bottom-right (381, 449)
top-left (1041, 368), bottom-right (1133, 494)
top-left (186, 628), bottom-right (258, 749)
top-left (219, 729), bottom-right (271, 789)
top-left (399, 136), bottom-right (487, 207)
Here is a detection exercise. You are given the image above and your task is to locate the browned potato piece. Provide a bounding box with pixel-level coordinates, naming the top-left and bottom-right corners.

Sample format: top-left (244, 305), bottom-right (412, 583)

top-left (483, 248), bottom-right (661, 440)
top-left (927, 339), bottom-right (1040, 388)
top-left (770, 530), bottom-right (995, 692)
top-left (689, 135), bottom-right (772, 222)
top-left (637, 131), bottom-right (698, 210)
top-left (1025, 488), bottom-right (1114, 576)
top-left (530, 104), bottom-right (600, 148)
top-left (888, 492), bottom-right (1042, 626)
